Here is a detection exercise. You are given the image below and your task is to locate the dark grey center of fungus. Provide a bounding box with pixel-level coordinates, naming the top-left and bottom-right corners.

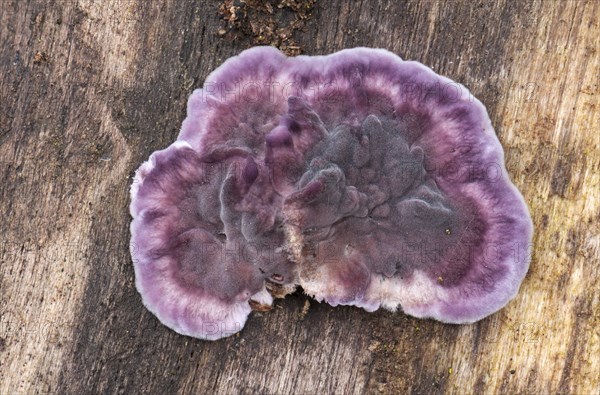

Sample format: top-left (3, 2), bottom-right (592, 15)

top-left (165, 104), bottom-right (467, 305)
top-left (280, 112), bottom-right (459, 279)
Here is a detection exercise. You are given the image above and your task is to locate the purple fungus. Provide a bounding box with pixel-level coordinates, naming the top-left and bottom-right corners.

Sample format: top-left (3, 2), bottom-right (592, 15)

top-left (130, 47), bottom-right (533, 340)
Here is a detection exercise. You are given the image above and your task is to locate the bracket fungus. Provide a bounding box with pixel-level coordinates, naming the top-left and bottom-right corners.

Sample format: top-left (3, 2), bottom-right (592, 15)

top-left (130, 47), bottom-right (533, 340)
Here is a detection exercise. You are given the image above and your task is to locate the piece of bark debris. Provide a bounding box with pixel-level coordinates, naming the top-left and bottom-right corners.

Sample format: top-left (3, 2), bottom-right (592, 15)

top-left (217, 0), bottom-right (315, 56)
top-left (368, 340), bottom-right (381, 352)
top-left (249, 299), bottom-right (273, 312)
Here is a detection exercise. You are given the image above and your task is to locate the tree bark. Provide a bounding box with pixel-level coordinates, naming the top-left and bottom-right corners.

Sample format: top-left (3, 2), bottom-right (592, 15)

top-left (0, 1), bottom-right (598, 394)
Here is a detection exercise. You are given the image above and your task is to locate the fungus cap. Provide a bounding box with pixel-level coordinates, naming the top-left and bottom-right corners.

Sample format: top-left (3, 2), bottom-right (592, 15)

top-left (130, 47), bottom-right (533, 340)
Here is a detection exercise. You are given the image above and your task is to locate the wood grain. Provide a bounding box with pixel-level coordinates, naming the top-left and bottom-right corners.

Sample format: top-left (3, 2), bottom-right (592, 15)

top-left (0, 0), bottom-right (598, 394)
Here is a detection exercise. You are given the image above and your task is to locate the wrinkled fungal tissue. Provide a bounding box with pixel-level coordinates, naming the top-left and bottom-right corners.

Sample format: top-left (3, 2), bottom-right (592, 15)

top-left (130, 47), bottom-right (533, 340)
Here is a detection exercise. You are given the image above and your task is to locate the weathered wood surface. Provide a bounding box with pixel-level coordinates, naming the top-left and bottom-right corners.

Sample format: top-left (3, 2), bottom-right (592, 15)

top-left (0, 0), bottom-right (598, 394)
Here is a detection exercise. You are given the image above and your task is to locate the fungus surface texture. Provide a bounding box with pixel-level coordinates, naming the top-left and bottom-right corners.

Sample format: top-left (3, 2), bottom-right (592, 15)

top-left (130, 47), bottom-right (533, 340)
